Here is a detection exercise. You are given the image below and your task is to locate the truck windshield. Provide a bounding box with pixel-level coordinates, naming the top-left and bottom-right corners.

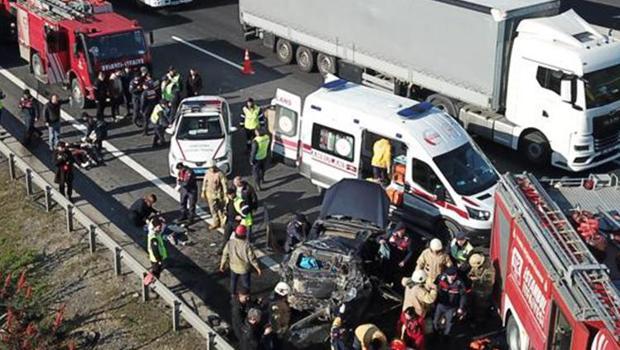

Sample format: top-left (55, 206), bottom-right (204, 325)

top-left (176, 116), bottom-right (223, 140)
top-left (584, 63), bottom-right (620, 109)
top-left (433, 143), bottom-right (498, 196)
top-left (86, 30), bottom-right (146, 62)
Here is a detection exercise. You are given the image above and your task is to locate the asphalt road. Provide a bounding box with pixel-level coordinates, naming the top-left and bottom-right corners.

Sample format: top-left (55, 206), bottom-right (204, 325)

top-left (1, 0), bottom-right (619, 348)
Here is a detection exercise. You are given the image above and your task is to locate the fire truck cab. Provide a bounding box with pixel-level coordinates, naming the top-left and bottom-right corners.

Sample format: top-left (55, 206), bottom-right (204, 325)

top-left (2, 0), bottom-right (151, 108)
top-left (491, 173), bottom-right (620, 350)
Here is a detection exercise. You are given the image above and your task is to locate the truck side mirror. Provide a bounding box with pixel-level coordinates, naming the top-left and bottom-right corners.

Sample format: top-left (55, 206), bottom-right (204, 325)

top-left (560, 79), bottom-right (572, 104)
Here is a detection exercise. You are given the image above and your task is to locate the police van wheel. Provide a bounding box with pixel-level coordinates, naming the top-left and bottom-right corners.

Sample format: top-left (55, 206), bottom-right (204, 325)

top-left (276, 38), bottom-right (294, 64)
top-left (426, 94), bottom-right (458, 119)
top-left (317, 53), bottom-right (337, 76)
top-left (296, 46), bottom-right (315, 73)
top-left (506, 315), bottom-right (521, 350)
top-left (520, 131), bottom-right (550, 166)
top-left (71, 78), bottom-right (86, 110)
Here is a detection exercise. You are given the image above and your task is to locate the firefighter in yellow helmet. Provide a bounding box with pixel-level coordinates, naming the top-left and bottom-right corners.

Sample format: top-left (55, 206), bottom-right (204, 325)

top-left (467, 253), bottom-right (496, 323)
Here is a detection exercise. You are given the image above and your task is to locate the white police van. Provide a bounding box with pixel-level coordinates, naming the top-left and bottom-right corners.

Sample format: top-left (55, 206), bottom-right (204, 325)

top-left (167, 96), bottom-right (236, 177)
top-left (271, 76), bottom-right (499, 241)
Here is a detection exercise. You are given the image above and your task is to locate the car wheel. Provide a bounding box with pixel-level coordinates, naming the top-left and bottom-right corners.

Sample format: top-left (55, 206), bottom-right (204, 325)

top-left (276, 38), bottom-right (294, 64)
top-left (317, 53), bottom-right (337, 76)
top-left (296, 46), bottom-right (315, 73)
top-left (506, 316), bottom-right (521, 350)
top-left (520, 131), bottom-right (550, 166)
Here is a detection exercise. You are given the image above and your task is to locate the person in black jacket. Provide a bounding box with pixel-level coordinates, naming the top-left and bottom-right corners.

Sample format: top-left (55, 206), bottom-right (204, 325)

top-left (239, 308), bottom-right (277, 350)
top-left (121, 67), bottom-right (133, 117)
top-left (175, 163), bottom-right (198, 223)
top-left (94, 72), bottom-right (109, 121)
top-left (129, 74), bottom-right (144, 127)
top-left (185, 68), bottom-right (203, 97)
top-left (433, 266), bottom-right (468, 338)
top-left (53, 142), bottom-right (75, 202)
top-left (83, 112), bottom-right (107, 161)
top-left (44, 94), bottom-right (69, 151)
top-left (129, 193), bottom-right (159, 227)
top-left (19, 89), bottom-right (41, 145)
top-left (140, 78), bottom-right (158, 135)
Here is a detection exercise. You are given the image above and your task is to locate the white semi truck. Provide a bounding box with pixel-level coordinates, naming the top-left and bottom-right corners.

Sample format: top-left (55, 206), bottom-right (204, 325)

top-left (239, 0), bottom-right (620, 171)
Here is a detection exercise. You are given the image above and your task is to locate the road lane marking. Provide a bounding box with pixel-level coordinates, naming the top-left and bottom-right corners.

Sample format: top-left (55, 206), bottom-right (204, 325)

top-left (0, 66), bottom-right (279, 271)
top-left (171, 35), bottom-right (244, 71)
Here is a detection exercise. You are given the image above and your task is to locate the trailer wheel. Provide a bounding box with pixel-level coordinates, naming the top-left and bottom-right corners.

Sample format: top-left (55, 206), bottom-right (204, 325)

top-left (31, 53), bottom-right (46, 84)
top-left (71, 78), bottom-right (86, 110)
top-left (275, 38), bottom-right (294, 64)
top-left (296, 46), bottom-right (315, 73)
top-left (317, 53), bottom-right (337, 76)
top-left (426, 94), bottom-right (458, 118)
top-left (506, 316), bottom-right (521, 350)
top-left (520, 131), bottom-right (550, 166)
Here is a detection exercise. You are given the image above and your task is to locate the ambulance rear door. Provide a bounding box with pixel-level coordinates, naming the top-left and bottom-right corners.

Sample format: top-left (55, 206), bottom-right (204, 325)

top-left (271, 88), bottom-right (302, 166)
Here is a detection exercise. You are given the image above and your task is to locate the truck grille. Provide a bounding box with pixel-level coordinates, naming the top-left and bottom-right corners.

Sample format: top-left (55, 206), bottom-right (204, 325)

top-left (594, 132), bottom-right (620, 152)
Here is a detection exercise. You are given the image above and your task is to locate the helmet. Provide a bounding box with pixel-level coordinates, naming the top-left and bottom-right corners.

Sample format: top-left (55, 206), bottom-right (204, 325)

top-left (430, 238), bottom-right (443, 252)
top-left (274, 282), bottom-right (291, 297)
top-left (469, 253), bottom-right (485, 268)
top-left (411, 270), bottom-right (427, 284)
top-left (205, 159), bottom-right (215, 168)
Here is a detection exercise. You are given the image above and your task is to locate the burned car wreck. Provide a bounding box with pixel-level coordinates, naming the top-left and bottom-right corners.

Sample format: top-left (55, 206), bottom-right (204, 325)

top-left (280, 179), bottom-right (389, 346)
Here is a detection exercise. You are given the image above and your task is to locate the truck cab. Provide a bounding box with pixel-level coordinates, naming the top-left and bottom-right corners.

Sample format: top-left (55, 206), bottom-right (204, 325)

top-left (272, 77), bottom-right (499, 242)
top-left (504, 10), bottom-right (620, 170)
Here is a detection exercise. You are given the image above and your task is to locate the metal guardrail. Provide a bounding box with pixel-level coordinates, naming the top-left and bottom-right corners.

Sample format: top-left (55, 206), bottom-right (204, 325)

top-left (0, 138), bottom-right (234, 350)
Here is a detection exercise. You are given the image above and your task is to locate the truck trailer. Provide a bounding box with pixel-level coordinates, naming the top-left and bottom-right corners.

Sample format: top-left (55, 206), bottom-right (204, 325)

top-left (491, 173), bottom-right (620, 350)
top-left (239, 0), bottom-right (620, 171)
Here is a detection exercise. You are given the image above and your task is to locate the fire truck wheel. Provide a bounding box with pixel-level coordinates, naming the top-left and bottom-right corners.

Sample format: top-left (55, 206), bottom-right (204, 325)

top-left (71, 78), bottom-right (85, 110)
top-left (520, 131), bottom-right (550, 166)
top-left (275, 38), bottom-right (294, 64)
top-left (296, 46), bottom-right (315, 73)
top-left (506, 315), bottom-right (521, 350)
top-left (31, 53), bottom-right (46, 83)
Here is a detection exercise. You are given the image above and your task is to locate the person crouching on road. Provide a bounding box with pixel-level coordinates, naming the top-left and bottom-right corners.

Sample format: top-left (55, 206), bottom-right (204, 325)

top-left (201, 159), bottom-right (228, 230)
top-left (175, 162), bottom-right (198, 224)
top-left (129, 193), bottom-right (158, 228)
top-left (53, 141), bottom-right (75, 202)
top-left (250, 128), bottom-right (270, 190)
top-left (240, 308), bottom-right (277, 350)
top-left (353, 323), bottom-right (389, 350)
top-left (220, 225), bottom-right (262, 296)
top-left (150, 99), bottom-right (170, 148)
top-left (396, 307), bottom-right (425, 350)
top-left (145, 216), bottom-right (168, 285)
top-left (240, 98), bottom-right (265, 150)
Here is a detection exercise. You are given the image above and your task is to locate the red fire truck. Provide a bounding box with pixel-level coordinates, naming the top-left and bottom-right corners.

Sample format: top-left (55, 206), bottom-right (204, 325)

top-left (1, 0), bottom-right (151, 108)
top-left (491, 173), bottom-right (620, 350)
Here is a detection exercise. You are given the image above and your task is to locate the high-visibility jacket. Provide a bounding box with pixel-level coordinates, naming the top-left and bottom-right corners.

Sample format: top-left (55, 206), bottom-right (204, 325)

top-left (371, 138), bottom-right (391, 169)
top-left (150, 104), bottom-right (164, 124)
top-left (243, 105), bottom-right (261, 130)
top-left (234, 197), bottom-right (253, 227)
top-left (147, 231), bottom-right (168, 263)
top-left (450, 239), bottom-right (474, 266)
top-left (254, 134), bottom-right (270, 161)
top-left (162, 74), bottom-right (180, 101)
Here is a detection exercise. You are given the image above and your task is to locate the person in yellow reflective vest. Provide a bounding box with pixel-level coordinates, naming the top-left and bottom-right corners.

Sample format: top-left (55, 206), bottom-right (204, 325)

top-left (146, 217), bottom-right (168, 284)
top-left (371, 138), bottom-right (392, 183)
top-left (240, 98), bottom-right (265, 150)
top-left (161, 66), bottom-right (182, 116)
top-left (150, 100), bottom-right (170, 148)
top-left (234, 195), bottom-right (253, 240)
top-left (250, 129), bottom-right (270, 190)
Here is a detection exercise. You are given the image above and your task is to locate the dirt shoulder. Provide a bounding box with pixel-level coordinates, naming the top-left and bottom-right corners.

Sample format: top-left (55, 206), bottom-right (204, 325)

top-left (0, 160), bottom-right (205, 349)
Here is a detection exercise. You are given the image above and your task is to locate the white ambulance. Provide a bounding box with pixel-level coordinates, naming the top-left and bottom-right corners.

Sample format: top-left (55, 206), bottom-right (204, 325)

top-left (167, 96), bottom-right (236, 177)
top-left (271, 77), bottom-right (499, 241)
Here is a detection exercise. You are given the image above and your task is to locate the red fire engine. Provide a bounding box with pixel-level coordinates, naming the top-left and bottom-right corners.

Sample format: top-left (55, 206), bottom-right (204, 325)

top-left (1, 0), bottom-right (151, 107)
top-left (491, 173), bottom-right (620, 350)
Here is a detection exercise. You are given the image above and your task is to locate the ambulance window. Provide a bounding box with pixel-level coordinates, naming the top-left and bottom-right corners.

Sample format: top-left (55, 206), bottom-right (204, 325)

top-left (411, 158), bottom-right (442, 194)
top-left (548, 302), bottom-right (572, 350)
top-left (275, 105), bottom-right (298, 137)
top-left (312, 124), bottom-right (355, 161)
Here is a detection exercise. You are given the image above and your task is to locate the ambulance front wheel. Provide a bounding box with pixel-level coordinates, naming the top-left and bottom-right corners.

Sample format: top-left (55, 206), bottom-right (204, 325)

top-left (435, 218), bottom-right (461, 245)
top-left (506, 315), bottom-right (522, 350)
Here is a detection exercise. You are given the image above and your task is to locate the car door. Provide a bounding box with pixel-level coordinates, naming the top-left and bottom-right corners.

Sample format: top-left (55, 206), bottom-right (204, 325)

top-left (271, 89), bottom-right (303, 165)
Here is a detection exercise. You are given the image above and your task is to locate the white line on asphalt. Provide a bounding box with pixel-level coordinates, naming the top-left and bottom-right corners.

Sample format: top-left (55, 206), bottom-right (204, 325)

top-left (0, 66), bottom-right (279, 271)
top-left (171, 35), bottom-right (244, 71)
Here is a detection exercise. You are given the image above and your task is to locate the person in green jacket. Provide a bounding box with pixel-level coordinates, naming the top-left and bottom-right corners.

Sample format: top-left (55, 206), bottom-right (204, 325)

top-left (145, 217), bottom-right (168, 285)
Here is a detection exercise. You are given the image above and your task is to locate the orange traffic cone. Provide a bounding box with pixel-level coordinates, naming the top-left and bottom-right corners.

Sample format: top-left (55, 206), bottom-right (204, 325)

top-left (242, 49), bottom-right (255, 75)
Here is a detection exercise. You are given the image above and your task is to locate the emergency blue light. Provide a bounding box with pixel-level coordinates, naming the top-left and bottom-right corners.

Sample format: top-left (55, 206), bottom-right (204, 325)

top-left (321, 79), bottom-right (348, 91)
top-left (397, 101), bottom-right (434, 118)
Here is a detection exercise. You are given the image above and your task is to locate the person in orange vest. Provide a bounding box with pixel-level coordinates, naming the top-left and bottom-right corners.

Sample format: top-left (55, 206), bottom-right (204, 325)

top-left (371, 138), bottom-right (392, 183)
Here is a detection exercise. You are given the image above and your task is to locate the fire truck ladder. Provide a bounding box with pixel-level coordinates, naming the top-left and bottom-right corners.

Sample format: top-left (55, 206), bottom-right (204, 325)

top-left (504, 173), bottom-right (620, 340)
top-left (26, 0), bottom-right (94, 21)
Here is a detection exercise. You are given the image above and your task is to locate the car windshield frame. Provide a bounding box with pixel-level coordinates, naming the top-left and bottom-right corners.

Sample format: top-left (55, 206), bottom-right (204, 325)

top-left (584, 63), bottom-right (620, 109)
top-left (176, 115), bottom-right (224, 141)
top-left (85, 30), bottom-right (147, 62)
top-left (432, 143), bottom-right (498, 196)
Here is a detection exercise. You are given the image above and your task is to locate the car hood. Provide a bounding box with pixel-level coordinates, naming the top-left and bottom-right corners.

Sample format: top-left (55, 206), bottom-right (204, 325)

top-left (172, 138), bottom-right (226, 163)
top-left (319, 179), bottom-right (389, 229)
